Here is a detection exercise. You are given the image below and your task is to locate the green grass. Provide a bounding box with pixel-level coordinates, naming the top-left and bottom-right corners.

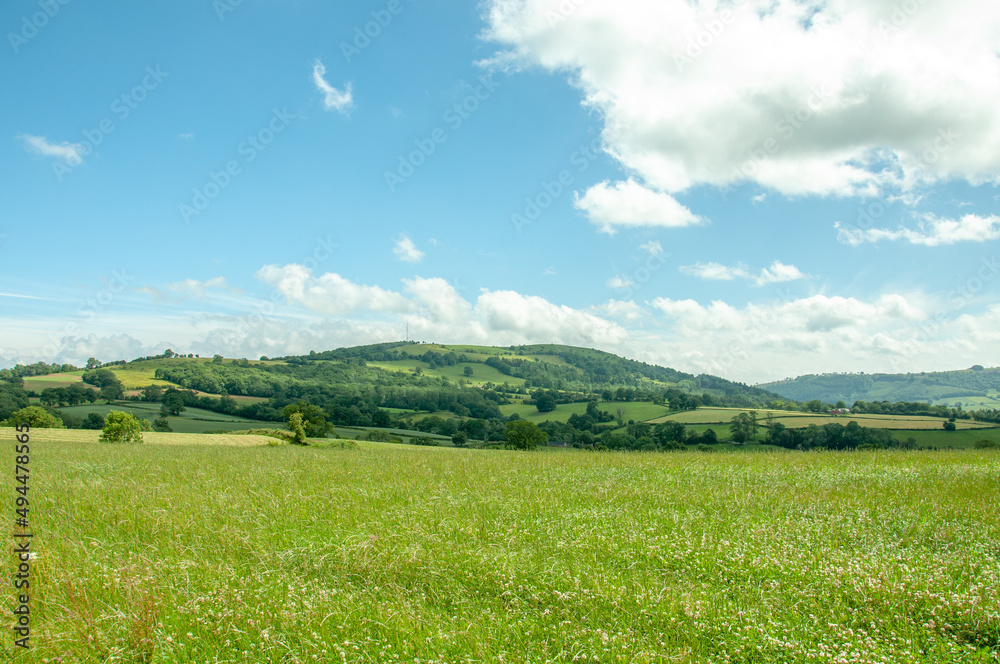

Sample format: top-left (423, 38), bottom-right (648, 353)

top-left (3, 438), bottom-right (998, 662)
top-left (22, 371), bottom-right (88, 393)
top-left (55, 402), bottom-right (273, 433)
top-left (499, 401), bottom-right (672, 424)
top-left (367, 360), bottom-right (525, 386)
top-left (651, 407), bottom-right (994, 431)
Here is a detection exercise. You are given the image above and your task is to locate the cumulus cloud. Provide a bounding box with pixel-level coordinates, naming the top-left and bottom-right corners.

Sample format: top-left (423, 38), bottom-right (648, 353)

top-left (256, 264), bottom-right (410, 315)
top-left (574, 179), bottom-right (703, 234)
top-left (19, 134), bottom-right (84, 165)
top-left (311, 59), bottom-right (354, 114)
top-left (251, 264), bottom-right (626, 348)
top-left (393, 234), bottom-right (425, 263)
top-left (836, 214), bottom-right (1000, 246)
top-left (680, 260), bottom-right (806, 286)
top-left (484, 0), bottom-right (1000, 199)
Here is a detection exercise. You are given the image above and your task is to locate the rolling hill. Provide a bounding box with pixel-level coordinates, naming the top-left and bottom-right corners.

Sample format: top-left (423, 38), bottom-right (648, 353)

top-left (759, 366), bottom-right (1000, 407)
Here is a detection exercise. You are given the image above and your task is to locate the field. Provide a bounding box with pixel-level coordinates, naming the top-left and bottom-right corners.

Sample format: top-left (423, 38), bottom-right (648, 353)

top-left (367, 360), bottom-right (526, 387)
top-left (55, 402), bottom-right (272, 434)
top-left (3, 433), bottom-right (998, 662)
top-left (499, 401), bottom-right (672, 424)
top-left (21, 371), bottom-right (90, 394)
top-left (651, 407), bottom-right (995, 430)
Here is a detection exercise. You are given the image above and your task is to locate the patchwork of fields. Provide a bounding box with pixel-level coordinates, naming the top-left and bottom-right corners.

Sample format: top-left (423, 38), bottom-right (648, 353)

top-left (3, 435), bottom-right (997, 662)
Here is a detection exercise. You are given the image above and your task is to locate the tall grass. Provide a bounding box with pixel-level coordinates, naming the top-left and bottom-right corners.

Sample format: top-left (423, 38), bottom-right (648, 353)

top-left (3, 440), bottom-right (998, 662)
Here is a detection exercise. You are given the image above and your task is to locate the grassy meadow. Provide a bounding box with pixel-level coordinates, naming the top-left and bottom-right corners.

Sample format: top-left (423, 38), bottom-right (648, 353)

top-left (3, 432), bottom-right (998, 662)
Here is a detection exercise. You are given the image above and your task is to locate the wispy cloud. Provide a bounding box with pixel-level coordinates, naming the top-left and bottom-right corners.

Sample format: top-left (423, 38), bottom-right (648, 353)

top-left (836, 214), bottom-right (1000, 247)
top-left (393, 234), bottom-right (425, 263)
top-left (680, 260), bottom-right (806, 286)
top-left (311, 59), bottom-right (354, 114)
top-left (18, 134), bottom-right (84, 165)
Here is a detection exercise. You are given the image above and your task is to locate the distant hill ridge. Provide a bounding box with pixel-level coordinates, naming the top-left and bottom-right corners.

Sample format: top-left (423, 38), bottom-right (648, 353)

top-left (759, 366), bottom-right (1000, 407)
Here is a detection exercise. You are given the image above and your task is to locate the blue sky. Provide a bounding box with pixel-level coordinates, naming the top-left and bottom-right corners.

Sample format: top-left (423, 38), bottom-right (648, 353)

top-left (2, 0), bottom-right (998, 383)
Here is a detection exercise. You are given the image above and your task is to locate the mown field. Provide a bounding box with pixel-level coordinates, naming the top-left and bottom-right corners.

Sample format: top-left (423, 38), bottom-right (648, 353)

top-left (2, 433), bottom-right (997, 662)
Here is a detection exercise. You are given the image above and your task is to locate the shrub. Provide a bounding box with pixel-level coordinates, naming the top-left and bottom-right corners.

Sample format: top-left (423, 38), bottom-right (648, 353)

top-left (100, 410), bottom-right (144, 444)
top-left (413, 436), bottom-right (440, 446)
top-left (152, 417), bottom-right (172, 432)
top-left (2, 406), bottom-right (64, 429)
top-left (973, 439), bottom-right (998, 449)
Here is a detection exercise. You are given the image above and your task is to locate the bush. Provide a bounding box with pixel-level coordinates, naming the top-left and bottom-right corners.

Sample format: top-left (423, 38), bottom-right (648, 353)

top-left (82, 413), bottom-right (106, 430)
top-left (100, 410), bottom-right (144, 444)
top-left (2, 406), bottom-right (64, 429)
top-left (152, 417), bottom-right (172, 432)
top-left (288, 412), bottom-right (309, 445)
top-left (973, 439), bottom-right (998, 449)
top-left (413, 436), bottom-right (440, 446)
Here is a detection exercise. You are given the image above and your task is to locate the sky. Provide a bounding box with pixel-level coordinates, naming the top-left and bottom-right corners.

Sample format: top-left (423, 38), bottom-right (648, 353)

top-left (1, 0), bottom-right (998, 384)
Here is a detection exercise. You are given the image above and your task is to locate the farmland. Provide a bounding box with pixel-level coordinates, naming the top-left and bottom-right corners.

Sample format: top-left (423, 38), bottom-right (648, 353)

top-left (55, 402), bottom-right (272, 434)
top-left (3, 434), bottom-right (997, 662)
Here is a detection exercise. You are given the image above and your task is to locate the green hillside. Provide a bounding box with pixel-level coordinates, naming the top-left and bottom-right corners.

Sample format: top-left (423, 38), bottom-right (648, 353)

top-left (759, 366), bottom-right (1000, 406)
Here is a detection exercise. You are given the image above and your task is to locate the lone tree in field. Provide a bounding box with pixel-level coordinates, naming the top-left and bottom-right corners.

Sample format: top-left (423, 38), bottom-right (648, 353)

top-left (100, 410), bottom-right (145, 444)
top-left (504, 419), bottom-right (547, 450)
top-left (288, 412), bottom-right (309, 445)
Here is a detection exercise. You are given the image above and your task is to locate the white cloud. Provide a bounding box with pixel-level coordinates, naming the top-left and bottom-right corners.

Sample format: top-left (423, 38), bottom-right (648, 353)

top-left (393, 234), bottom-right (425, 263)
top-left (256, 264), bottom-right (410, 315)
top-left (311, 59), bottom-right (354, 114)
top-left (680, 260), bottom-right (806, 286)
top-left (476, 290), bottom-right (628, 346)
top-left (639, 240), bottom-right (663, 256)
top-left (140, 277), bottom-right (231, 303)
top-left (484, 0), bottom-right (1000, 198)
top-left (19, 134), bottom-right (84, 165)
top-left (607, 275), bottom-right (633, 289)
top-left (836, 214), bottom-right (1000, 246)
top-left (574, 179), bottom-right (703, 234)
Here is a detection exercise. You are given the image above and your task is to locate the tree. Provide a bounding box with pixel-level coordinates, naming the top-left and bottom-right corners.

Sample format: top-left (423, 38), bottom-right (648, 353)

top-left (213, 354), bottom-right (224, 363)
top-left (161, 392), bottom-right (186, 416)
top-left (85, 357), bottom-right (101, 370)
top-left (463, 366), bottom-right (474, 377)
top-left (616, 405), bottom-right (626, 427)
top-left (99, 383), bottom-right (124, 403)
top-left (82, 413), bottom-right (106, 430)
top-left (142, 384), bottom-right (163, 402)
top-left (100, 410), bottom-right (144, 444)
top-left (282, 402), bottom-right (333, 438)
top-left (288, 412), bottom-right (309, 445)
top-left (533, 390), bottom-right (557, 413)
top-left (504, 419), bottom-right (547, 450)
top-left (3, 406), bottom-right (64, 429)
top-left (730, 412), bottom-right (757, 444)
top-left (152, 417), bottom-right (172, 432)
top-left (943, 421), bottom-right (957, 431)
top-left (452, 431), bottom-right (468, 447)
